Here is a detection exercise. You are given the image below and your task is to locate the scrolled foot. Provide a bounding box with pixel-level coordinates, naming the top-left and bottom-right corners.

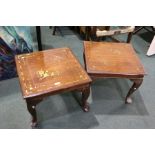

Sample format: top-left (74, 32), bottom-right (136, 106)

top-left (31, 121), bottom-right (37, 128)
top-left (83, 103), bottom-right (89, 112)
top-left (126, 97), bottom-right (132, 104)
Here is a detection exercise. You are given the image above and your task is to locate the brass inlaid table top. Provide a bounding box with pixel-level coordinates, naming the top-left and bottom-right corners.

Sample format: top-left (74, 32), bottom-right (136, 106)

top-left (15, 47), bottom-right (91, 127)
top-left (15, 47), bottom-right (91, 99)
top-left (84, 41), bottom-right (145, 78)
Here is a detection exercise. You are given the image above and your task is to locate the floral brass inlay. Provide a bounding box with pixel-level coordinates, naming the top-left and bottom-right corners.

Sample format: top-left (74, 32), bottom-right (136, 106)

top-left (15, 48), bottom-right (91, 97)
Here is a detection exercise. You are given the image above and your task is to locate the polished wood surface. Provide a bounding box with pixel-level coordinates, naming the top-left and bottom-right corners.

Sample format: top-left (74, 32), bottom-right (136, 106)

top-left (83, 41), bottom-right (145, 105)
top-left (15, 47), bottom-right (91, 127)
top-left (15, 47), bottom-right (91, 99)
top-left (84, 41), bottom-right (145, 78)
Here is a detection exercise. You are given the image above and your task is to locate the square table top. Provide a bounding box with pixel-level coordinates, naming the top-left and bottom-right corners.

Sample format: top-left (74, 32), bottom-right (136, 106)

top-left (15, 48), bottom-right (91, 99)
top-left (84, 41), bottom-right (146, 78)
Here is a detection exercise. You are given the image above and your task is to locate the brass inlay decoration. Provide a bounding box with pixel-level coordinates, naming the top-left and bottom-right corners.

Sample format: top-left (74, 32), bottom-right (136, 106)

top-left (15, 48), bottom-right (91, 97)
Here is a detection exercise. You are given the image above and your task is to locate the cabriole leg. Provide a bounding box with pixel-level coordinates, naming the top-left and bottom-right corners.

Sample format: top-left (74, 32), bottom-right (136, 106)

top-left (81, 86), bottom-right (90, 112)
top-left (26, 98), bottom-right (42, 127)
top-left (125, 79), bottom-right (143, 104)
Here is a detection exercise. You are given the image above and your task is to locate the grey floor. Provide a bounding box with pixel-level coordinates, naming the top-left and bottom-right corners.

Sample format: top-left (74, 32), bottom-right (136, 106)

top-left (0, 26), bottom-right (155, 129)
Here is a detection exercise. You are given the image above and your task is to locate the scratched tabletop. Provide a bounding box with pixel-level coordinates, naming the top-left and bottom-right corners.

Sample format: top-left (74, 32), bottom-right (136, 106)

top-left (15, 48), bottom-right (91, 98)
top-left (84, 41), bottom-right (145, 77)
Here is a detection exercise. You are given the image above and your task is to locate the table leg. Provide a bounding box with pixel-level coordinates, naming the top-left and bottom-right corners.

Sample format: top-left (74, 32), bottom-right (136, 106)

top-left (127, 32), bottom-right (133, 43)
top-left (26, 98), bottom-right (42, 127)
top-left (36, 26), bottom-right (42, 51)
top-left (53, 26), bottom-right (57, 35)
top-left (81, 86), bottom-right (90, 112)
top-left (83, 52), bottom-right (86, 70)
top-left (125, 79), bottom-right (143, 104)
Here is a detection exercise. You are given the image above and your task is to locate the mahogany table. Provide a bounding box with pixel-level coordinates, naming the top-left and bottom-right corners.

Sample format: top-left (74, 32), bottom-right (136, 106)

top-left (15, 47), bottom-right (91, 127)
top-left (83, 41), bottom-right (146, 104)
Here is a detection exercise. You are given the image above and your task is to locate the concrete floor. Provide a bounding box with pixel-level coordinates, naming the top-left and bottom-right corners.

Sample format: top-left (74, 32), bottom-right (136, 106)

top-left (0, 26), bottom-right (155, 129)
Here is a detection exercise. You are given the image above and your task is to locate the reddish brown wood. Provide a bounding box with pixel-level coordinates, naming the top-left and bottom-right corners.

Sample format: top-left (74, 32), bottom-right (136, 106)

top-left (84, 41), bottom-right (145, 77)
top-left (26, 98), bottom-right (43, 127)
top-left (83, 41), bottom-right (146, 104)
top-left (81, 85), bottom-right (90, 112)
top-left (15, 47), bottom-right (91, 127)
top-left (125, 78), bottom-right (143, 104)
top-left (127, 32), bottom-right (133, 43)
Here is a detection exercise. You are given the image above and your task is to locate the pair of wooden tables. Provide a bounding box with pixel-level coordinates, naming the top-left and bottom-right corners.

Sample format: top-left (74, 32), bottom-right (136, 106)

top-left (15, 41), bottom-right (145, 127)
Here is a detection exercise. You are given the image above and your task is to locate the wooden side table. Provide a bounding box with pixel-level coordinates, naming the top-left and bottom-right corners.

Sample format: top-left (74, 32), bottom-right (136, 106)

top-left (83, 41), bottom-right (146, 104)
top-left (15, 48), bottom-right (91, 127)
